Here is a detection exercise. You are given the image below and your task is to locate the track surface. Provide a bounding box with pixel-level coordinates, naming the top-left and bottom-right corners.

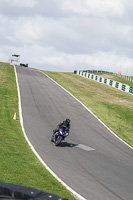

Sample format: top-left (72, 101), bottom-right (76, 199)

top-left (16, 66), bottom-right (133, 200)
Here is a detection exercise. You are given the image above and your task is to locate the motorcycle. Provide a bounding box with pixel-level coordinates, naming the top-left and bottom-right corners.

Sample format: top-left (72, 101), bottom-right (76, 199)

top-left (51, 128), bottom-right (69, 146)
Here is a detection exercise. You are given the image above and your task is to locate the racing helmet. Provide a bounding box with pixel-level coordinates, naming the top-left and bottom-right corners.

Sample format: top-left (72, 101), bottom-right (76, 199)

top-left (65, 118), bottom-right (70, 126)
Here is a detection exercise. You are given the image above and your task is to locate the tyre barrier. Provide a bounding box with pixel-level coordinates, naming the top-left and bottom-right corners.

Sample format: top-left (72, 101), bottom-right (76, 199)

top-left (0, 182), bottom-right (67, 200)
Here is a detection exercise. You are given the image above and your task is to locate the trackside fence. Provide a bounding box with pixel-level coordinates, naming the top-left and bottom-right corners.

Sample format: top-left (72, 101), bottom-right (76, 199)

top-left (114, 74), bottom-right (133, 82)
top-left (76, 71), bottom-right (133, 95)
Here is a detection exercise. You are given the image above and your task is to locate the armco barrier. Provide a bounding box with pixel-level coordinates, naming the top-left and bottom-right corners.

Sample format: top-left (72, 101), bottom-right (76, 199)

top-left (77, 71), bottom-right (133, 95)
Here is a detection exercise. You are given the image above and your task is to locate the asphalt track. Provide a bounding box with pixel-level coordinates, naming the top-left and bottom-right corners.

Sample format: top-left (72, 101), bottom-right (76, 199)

top-left (15, 66), bottom-right (133, 200)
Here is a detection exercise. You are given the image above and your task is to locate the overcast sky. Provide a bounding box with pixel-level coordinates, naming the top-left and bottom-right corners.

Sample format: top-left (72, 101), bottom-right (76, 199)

top-left (0, 0), bottom-right (133, 75)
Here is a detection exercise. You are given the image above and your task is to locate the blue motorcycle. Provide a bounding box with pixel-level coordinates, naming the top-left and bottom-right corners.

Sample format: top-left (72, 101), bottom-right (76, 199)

top-left (51, 128), bottom-right (69, 146)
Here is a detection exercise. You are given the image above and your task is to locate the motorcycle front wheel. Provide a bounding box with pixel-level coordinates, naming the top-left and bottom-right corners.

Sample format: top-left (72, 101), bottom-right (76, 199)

top-left (55, 136), bottom-right (63, 146)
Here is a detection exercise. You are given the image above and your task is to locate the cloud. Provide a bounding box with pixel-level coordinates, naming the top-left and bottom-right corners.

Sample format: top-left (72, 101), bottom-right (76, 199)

top-left (60, 0), bottom-right (125, 18)
top-left (0, 0), bottom-right (133, 75)
top-left (0, 0), bottom-right (37, 9)
top-left (0, 0), bottom-right (38, 18)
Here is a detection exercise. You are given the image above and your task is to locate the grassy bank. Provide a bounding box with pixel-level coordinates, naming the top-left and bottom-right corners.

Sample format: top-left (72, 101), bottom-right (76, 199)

top-left (43, 71), bottom-right (133, 148)
top-left (0, 62), bottom-right (75, 200)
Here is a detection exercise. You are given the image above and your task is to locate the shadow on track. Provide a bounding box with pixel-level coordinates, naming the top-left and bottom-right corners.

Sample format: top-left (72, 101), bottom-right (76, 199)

top-left (58, 142), bottom-right (78, 148)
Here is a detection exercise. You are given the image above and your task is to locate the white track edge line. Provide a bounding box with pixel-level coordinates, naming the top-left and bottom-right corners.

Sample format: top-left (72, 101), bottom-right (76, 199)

top-left (40, 70), bottom-right (133, 151)
top-left (14, 65), bottom-right (86, 200)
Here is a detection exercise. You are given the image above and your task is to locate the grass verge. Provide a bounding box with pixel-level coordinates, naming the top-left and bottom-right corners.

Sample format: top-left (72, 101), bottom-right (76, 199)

top-left (0, 62), bottom-right (76, 200)
top-left (43, 71), bottom-right (133, 148)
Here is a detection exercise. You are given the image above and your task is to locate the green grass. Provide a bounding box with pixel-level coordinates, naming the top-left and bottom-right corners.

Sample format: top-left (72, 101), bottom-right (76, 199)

top-left (43, 71), bottom-right (133, 147)
top-left (93, 72), bottom-right (133, 87)
top-left (0, 62), bottom-right (76, 200)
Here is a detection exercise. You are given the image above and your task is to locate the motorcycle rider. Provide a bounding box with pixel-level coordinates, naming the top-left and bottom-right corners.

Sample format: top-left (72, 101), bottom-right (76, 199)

top-left (52, 118), bottom-right (70, 138)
